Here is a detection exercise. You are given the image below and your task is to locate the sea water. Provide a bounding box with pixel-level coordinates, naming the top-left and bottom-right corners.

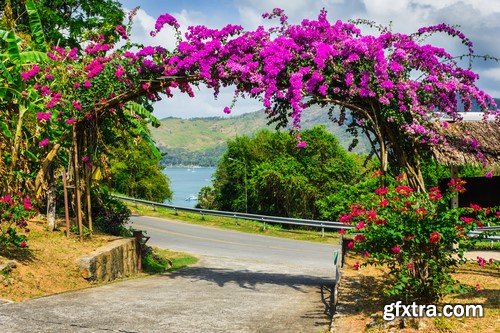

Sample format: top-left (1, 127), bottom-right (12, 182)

top-left (162, 167), bottom-right (215, 207)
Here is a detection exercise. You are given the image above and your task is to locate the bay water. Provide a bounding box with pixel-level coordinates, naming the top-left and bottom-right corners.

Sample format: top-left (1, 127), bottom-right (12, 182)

top-left (162, 167), bottom-right (215, 207)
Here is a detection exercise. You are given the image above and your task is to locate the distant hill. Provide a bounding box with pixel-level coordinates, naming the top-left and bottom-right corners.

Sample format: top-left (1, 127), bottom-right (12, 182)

top-left (150, 105), bottom-right (370, 166)
top-left (151, 99), bottom-right (500, 166)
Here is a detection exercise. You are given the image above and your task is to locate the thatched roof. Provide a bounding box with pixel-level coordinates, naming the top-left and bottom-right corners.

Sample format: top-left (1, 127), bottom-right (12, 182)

top-left (430, 120), bottom-right (500, 166)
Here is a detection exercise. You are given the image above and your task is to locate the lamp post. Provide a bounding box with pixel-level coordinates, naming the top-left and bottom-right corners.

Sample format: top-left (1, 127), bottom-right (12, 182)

top-left (228, 157), bottom-right (248, 213)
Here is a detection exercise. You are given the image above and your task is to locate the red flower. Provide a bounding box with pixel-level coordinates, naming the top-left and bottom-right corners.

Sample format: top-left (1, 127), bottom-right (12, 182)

top-left (366, 210), bottom-right (377, 221)
top-left (395, 174), bottom-right (405, 182)
top-left (20, 241), bottom-right (27, 248)
top-left (395, 185), bottom-right (413, 196)
top-left (380, 199), bottom-right (389, 207)
top-left (339, 214), bottom-right (352, 223)
top-left (447, 178), bottom-right (466, 193)
top-left (469, 203), bottom-right (481, 211)
top-left (354, 234), bottom-right (366, 242)
top-left (407, 263), bottom-right (414, 270)
top-left (353, 261), bottom-right (360, 270)
top-left (375, 219), bottom-right (387, 225)
top-left (429, 231), bottom-right (441, 244)
top-left (355, 221), bottom-right (366, 230)
top-left (374, 187), bottom-right (388, 196)
top-left (475, 284), bottom-right (481, 291)
top-left (347, 241), bottom-right (354, 249)
top-left (391, 245), bottom-right (401, 254)
top-left (338, 228), bottom-right (346, 235)
top-left (428, 187), bottom-right (442, 201)
top-left (415, 207), bottom-right (426, 218)
top-left (460, 216), bottom-right (473, 224)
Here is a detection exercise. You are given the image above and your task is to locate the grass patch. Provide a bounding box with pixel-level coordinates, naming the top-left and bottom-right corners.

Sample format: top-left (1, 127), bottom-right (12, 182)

top-left (126, 202), bottom-right (340, 244)
top-left (470, 241), bottom-right (500, 251)
top-left (334, 253), bottom-right (499, 332)
top-left (142, 247), bottom-right (198, 273)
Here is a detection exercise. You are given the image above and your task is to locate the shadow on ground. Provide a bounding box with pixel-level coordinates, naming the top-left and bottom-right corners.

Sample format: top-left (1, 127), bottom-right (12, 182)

top-left (166, 265), bottom-right (335, 291)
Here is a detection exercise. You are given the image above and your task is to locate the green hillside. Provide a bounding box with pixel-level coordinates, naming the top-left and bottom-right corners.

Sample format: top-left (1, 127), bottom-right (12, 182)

top-left (150, 106), bottom-right (368, 166)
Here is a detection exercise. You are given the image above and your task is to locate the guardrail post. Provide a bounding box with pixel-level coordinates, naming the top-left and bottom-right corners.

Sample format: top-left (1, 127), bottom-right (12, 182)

top-left (321, 223), bottom-right (325, 237)
top-left (262, 218), bottom-right (266, 231)
top-left (153, 203), bottom-right (156, 212)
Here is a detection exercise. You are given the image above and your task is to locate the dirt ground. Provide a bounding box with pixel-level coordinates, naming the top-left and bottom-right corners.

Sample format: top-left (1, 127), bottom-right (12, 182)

top-left (0, 219), bottom-right (120, 301)
top-left (333, 252), bottom-right (499, 332)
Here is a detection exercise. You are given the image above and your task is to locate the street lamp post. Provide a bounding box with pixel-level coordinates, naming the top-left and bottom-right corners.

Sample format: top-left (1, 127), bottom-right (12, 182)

top-left (228, 157), bottom-right (248, 213)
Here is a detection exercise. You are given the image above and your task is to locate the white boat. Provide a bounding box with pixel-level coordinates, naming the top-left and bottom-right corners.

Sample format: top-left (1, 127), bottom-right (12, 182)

top-left (185, 195), bottom-right (198, 201)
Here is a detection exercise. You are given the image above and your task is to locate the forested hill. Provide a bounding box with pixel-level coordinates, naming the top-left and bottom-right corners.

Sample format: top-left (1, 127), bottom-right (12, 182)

top-left (150, 105), bottom-right (371, 166)
top-left (150, 99), bottom-right (500, 167)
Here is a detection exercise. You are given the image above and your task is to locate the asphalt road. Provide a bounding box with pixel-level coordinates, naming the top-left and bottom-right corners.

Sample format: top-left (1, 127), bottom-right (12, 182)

top-left (0, 215), bottom-right (340, 333)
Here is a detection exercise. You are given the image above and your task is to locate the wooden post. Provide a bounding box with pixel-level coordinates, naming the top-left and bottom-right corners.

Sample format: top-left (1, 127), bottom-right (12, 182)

top-left (85, 170), bottom-right (93, 235)
top-left (62, 170), bottom-right (70, 237)
top-left (73, 127), bottom-right (83, 241)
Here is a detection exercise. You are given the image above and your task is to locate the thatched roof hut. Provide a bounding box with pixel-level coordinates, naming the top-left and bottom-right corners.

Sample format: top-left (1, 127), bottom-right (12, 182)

top-left (430, 119), bottom-right (500, 166)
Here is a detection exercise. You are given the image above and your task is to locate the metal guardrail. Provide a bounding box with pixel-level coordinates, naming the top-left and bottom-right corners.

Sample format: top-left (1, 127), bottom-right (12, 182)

top-left (114, 195), bottom-right (350, 235)
top-left (115, 195), bottom-right (500, 240)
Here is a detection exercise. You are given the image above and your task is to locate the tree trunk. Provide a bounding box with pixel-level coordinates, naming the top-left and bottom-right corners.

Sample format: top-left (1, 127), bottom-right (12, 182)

top-left (46, 165), bottom-right (56, 231)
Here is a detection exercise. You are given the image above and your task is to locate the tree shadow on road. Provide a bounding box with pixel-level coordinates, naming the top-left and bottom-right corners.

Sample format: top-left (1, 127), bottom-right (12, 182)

top-left (166, 265), bottom-right (336, 330)
top-left (166, 265), bottom-right (335, 291)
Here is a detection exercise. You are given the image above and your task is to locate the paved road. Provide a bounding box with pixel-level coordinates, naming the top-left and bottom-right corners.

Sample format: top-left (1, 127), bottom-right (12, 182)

top-left (0, 215), bottom-right (340, 333)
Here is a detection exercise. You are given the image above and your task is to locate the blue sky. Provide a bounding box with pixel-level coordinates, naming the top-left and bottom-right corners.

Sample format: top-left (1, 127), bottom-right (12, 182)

top-left (118, 0), bottom-right (500, 119)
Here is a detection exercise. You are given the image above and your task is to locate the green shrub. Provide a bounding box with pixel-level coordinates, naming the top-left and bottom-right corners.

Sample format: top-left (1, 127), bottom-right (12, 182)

top-left (91, 187), bottom-right (131, 236)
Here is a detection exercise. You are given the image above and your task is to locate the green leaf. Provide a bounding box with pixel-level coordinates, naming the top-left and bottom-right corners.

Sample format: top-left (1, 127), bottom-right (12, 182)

top-left (0, 121), bottom-right (12, 138)
top-left (0, 30), bottom-right (21, 63)
top-left (23, 149), bottom-right (38, 162)
top-left (25, 0), bottom-right (47, 52)
top-left (19, 51), bottom-right (48, 63)
top-left (124, 101), bottom-right (161, 127)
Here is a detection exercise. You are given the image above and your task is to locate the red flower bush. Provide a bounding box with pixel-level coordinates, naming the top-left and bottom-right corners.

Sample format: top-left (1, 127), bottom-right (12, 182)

top-left (341, 178), bottom-right (499, 302)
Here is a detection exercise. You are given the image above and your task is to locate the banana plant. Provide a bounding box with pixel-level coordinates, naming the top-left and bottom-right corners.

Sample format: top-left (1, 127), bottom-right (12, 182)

top-left (0, 0), bottom-right (48, 194)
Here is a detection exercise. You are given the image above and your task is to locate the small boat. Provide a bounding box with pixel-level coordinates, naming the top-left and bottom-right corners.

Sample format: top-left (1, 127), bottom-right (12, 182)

top-left (185, 195), bottom-right (198, 201)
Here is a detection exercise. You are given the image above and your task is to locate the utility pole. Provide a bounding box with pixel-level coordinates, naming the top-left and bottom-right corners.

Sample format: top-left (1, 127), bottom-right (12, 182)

top-left (228, 157), bottom-right (248, 213)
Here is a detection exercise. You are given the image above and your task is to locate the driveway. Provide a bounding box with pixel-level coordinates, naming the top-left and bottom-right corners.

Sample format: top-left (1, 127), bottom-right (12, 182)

top-left (0, 215), bottom-right (339, 332)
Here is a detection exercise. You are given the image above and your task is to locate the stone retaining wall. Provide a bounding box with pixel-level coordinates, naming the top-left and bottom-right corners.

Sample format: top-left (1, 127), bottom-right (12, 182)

top-left (77, 238), bottom-right (139, 282)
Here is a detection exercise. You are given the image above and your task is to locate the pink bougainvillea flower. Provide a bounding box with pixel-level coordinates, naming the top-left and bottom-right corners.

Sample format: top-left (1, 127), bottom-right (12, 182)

top-left (65, 118), bottom-right (76, 125)
top-left (23, 197), bottom-right (32, 210)
top-left (223, 106), bottom-right (231, 114)
top-left (429, 231), bottom-right (441, 244)
top-left (83, 81), bottom-right (92, 88)
top-left (20, 64), bottom-right (40, 81)
top-left (339, 214), bottom-right (352, 223)
top-left (391, 245), bottom-right (401, 254)
top-left (115, 25), bottom-right (128, 40)
top-left (37, 112), bottom-right (51, 122)
top-left (363, 251), bottom-right (370, 257)
top-left (72, 100), bottom-right (82, 110)
top-left (39, 138), bottom-right (49, 148)
top-left (296, 141), bottom-right (307, 149)
top-left (477, 256), bottom-right (486, 267)
top-left (485, 171), bottom-right (493, 178)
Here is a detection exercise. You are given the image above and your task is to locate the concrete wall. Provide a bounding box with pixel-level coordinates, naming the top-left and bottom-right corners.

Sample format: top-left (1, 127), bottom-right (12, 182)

top-left (77, 238), bottom-right (139, 282)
